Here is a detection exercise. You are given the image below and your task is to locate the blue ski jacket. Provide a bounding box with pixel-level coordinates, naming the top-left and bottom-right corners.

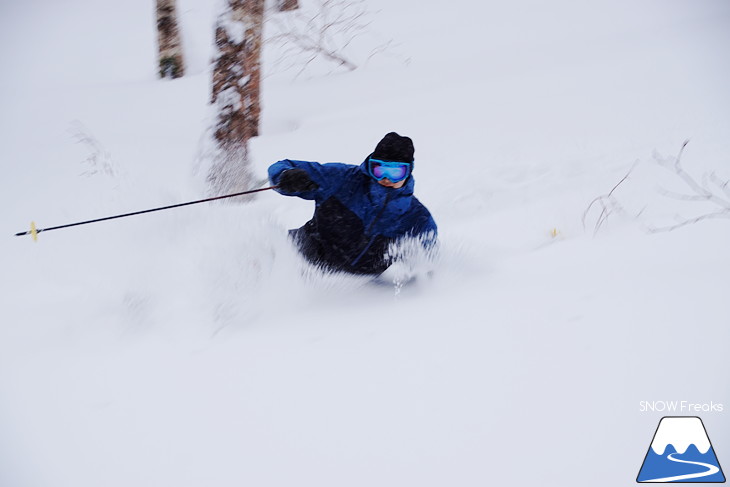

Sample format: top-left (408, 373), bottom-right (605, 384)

top-left (268, 158), bottom-right (437, 275)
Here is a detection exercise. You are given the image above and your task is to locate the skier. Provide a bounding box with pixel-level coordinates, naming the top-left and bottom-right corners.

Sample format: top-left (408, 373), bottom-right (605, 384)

top-left (268, 132), bottom-right (437, 275)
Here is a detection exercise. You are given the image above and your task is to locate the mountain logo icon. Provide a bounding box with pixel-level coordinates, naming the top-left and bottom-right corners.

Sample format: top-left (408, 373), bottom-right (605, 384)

top-left (637, 416), bottom-right (726, 483)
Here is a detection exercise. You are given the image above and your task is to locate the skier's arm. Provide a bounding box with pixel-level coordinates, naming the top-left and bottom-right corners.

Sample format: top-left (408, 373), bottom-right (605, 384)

top-left (409, 208), bottom-right (438, 252)
top-left (418, 216), bottom-right (438, 250)
top-left (268, 159), bottom-right (350, 200)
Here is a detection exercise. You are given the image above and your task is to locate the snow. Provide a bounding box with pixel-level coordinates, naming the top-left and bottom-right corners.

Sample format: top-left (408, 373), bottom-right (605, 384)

top-left (651, 417), bottom-right (711, 455)
top-left (1, 0), bottom-right (729, 486)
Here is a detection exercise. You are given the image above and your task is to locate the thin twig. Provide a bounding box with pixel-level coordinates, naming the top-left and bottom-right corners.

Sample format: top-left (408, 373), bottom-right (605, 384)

top-left (646, 211), bottom-right (730, 233)
top-left (582, 163), bottom-right (637, 235)
top-left (709, 172), bottom-right (730, 200)
top-left (649, 140), bottom-right (730, 231)
top-left (265, 0), bottom-right (391, 77)
top-left (655, 187), bottom-right (711, 202)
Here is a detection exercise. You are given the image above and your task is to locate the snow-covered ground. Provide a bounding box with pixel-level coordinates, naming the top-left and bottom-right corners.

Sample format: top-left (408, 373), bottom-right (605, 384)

top-left (1, 0), bottom-right (729, 485)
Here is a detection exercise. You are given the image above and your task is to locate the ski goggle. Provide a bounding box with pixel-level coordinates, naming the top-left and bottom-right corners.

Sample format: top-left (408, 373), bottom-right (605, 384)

top-left (368, 158), bottom-right (412, 183)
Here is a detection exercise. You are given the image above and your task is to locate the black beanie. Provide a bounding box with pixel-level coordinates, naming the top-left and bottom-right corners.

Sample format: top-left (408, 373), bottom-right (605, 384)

top-left (372, 132), bottom-right (414, 163)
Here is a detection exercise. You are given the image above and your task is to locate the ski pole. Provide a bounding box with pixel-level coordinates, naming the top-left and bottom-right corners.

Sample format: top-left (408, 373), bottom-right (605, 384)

top-left (14, 185), bottom-right (279, 241)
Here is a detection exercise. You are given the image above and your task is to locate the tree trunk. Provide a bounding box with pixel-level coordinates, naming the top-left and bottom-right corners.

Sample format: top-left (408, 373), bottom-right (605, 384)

top-left (156, 0), bottom-right (185, 79)
top-left (208, 0), bottom-right (265, 195)
top-left (277, 0), bottom-right (299, 11)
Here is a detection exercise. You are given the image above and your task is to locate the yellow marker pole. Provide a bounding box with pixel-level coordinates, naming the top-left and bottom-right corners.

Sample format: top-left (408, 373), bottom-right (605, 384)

top-left (30, 221), bottom-right (38, 242)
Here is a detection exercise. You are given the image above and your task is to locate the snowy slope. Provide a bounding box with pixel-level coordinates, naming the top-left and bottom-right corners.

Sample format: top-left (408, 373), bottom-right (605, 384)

top-left (1, 0), bottom-right (729, 486)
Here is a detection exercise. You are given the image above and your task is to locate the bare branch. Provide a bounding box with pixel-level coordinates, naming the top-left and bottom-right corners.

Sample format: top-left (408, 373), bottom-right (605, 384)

top-left (655, 139), bottom-right (730, 210)
top-left (266, 0), bottom-right (392, 76)
top-left (582, 163), bottom-right (637, 235)
top-left (655, 186), bottom-right (712, 202)
top-left (646, 211), bottom-right (730, 233)
top-left (673, 138), bottom-right (690, 171)
top-left (586, 141), bottom-right (729, 235)
top-left (69, 122), bottom-right (117, 179)
top-left (709, 171), bottom-right (730, 200)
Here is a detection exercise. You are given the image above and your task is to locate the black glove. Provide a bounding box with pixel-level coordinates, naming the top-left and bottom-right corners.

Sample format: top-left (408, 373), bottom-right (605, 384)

top-left (277, 168), bottom-right (319, 193)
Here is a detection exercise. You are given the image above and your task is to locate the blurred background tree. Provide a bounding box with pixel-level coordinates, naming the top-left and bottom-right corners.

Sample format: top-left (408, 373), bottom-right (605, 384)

top-left (277, 0), bottom-right (299, 12)
top-left (156, 0), bottom-right (185, 79)
top-left (208, 0), bottom-right (265, 195)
